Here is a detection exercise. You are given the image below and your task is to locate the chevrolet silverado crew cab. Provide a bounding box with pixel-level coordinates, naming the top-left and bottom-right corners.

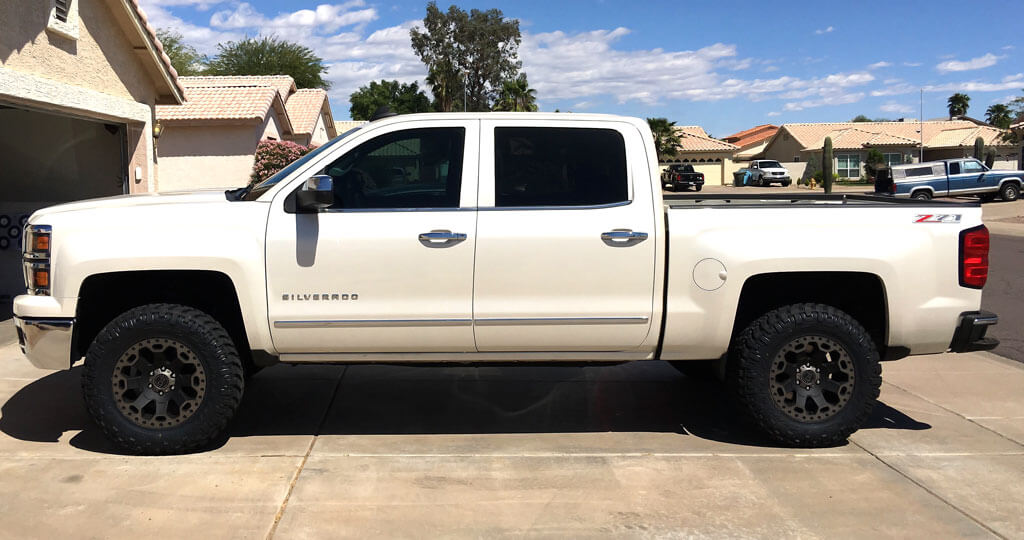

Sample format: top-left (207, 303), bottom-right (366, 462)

top-left (15, 113), bottom-right (999, 455)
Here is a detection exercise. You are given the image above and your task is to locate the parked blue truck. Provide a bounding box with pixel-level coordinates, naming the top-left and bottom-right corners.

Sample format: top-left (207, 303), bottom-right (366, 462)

top-left (880, 158), bottom-right (1023, 202)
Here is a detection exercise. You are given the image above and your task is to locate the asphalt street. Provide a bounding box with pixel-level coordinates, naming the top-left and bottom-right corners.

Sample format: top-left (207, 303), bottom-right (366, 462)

top-left (984, 234), bottom-right (1024, 363)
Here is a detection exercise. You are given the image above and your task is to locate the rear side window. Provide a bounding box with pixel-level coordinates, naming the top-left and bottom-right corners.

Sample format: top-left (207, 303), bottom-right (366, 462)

top-left (494, 127), bottom-right (628, 207)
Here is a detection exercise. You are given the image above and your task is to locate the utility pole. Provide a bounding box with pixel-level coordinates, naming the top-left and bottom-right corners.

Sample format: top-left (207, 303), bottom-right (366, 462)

top-left (463, 72), bottom-right (468, 112)
top-left (919, 89), bottom-right (924, 162)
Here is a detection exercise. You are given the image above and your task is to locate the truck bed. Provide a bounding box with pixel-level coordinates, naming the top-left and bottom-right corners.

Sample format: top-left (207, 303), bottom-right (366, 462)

top-left (663, 192), bottom-right (981, 208)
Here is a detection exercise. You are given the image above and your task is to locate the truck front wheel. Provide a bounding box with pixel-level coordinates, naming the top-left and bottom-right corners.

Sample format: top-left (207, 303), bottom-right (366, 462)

top-left (82, 304), bottom-right (244, 455)
top-left (728, 303), bottom-right (881, 447)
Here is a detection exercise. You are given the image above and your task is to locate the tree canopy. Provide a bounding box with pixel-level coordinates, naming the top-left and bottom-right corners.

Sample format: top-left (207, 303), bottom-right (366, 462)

top-left (410, 2), bottom-right (522, 111)
top-left (647, 118), bottom-right (681, 162)
top-left (493, 73), bottom-right (538, 112)
top-left (349, 80), bottom-right (432, 120)
top-left (985, 103), bottom-right (1013, 129)
top-left (155, 29), bottom-right (205, 76)
top-left (947, 92), bottom-right (970, 118)
top-left (206, 36), bottom-right (330, 89)
top-left (851, 114), bottom-right (872, 122)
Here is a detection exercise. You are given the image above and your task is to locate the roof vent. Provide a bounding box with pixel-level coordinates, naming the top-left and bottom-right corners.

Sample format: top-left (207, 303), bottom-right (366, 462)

top-left (54, 0), bottom-right (70, 22)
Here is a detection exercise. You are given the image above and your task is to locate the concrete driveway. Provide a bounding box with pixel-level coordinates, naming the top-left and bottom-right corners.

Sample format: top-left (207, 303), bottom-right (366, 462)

top-left (1, 335), bottom-right (1022, 538)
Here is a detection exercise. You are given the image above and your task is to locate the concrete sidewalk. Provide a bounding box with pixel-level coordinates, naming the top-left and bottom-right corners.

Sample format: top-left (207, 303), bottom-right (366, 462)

top-left (1, 342), bottom-right (1022, 538)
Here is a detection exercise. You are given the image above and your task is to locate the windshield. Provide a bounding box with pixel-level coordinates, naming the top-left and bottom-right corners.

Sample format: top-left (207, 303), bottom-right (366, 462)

top-left (758, 161), bottom-right (783, 169)
top-left (241, 127), bottom-right (361, 201)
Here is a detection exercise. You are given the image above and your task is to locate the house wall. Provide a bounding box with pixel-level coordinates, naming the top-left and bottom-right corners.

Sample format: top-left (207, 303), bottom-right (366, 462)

top-left (0, 0), bottom-right (161, 192)
top-left (734, 139), bottom-right (770, 160)
top-left (157, 114), bottom-right (283, 191)
top-left (310, 113), bottom-right (330, 146)
top-left (762, 129), bottom-right (806, 163)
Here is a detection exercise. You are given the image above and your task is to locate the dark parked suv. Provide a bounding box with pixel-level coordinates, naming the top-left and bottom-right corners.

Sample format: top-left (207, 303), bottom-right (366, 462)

top-left (661, 164), bottom-right (705, 191)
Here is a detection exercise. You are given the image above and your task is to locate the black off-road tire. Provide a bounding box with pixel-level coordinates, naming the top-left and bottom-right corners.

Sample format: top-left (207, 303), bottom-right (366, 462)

top-left (782, 180), bottom-right (792, 187)
top-left (1000, 182), bottom-right (1020, 202)
top-left (82, 304), bottom-right (244, 455)
top-left (728, 303), bottom-right (881, 447)
top-left (695, 185), bottom-right (703, 192)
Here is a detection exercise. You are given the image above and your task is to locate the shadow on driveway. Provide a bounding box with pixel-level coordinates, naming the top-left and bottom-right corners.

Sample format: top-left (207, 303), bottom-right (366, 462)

top-left (0, 362), bottom-right (930, 455)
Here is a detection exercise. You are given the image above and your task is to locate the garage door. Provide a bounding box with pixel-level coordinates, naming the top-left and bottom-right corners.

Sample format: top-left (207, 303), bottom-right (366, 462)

top-left (0, 104), bottom-right (127, 304)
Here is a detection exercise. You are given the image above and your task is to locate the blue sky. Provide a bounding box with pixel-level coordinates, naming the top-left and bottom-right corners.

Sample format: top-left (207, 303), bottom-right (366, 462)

top-left (142, 0), bottom-right (1023, 137)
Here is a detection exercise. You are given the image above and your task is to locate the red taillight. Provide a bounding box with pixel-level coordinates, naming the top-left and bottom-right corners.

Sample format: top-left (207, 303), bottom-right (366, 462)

top-left (959, 225), bottom-right (989, 289)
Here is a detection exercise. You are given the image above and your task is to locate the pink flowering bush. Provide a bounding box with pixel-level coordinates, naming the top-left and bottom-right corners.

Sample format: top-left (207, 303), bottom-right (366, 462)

top-left (250, 139), bottom-right (317, 185)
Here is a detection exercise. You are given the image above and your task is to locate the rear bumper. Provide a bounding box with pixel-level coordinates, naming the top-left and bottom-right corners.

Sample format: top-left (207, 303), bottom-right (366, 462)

top-left (949, 310), bottom-right (999, 353)
top-left (14, 317), bottom-right (74, 370)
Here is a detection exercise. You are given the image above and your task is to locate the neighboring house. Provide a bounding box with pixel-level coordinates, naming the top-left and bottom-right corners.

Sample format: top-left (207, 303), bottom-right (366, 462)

top-left (762, 120), bottom-right (1023, 179)
top-left (155, 75), bottom-right (339, 191)
top-left (660, 126), bottom-right (740, 186)
top-left (722, 124), bottom-right (779, 160)
top-left (0, 0), bottom-right (183, 300)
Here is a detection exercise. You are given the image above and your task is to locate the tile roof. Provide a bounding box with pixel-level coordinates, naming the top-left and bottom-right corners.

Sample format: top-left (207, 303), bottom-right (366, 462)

top-left (285, 89), bottom-right (328, 135)
top-left (155, 86), bottom-right (281, 122)
top-left (179, 75), bottom-right (297, 101)
top-left (780, 120), bottom-right (1017, 151)
top-left (673, 130), bottom-right (739, 153)
top-left (124, 0), bottom-right (185, 101)
top-left (335, 120), bottom-right (368, 133)
top-left (722, 124), bottom-right (779, 148)
top-left (675, 125), bottom-right (709, 137)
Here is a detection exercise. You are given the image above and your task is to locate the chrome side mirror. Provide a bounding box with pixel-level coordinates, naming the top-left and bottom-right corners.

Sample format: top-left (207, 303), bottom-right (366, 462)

top-left (296, 175), bottom-right (334, 211)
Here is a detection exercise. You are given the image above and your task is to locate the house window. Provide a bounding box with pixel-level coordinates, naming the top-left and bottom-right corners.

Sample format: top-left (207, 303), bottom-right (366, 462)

top-left (837, 154), bottom-right (860, 178)
top-left (883, 153), bottom-right (903, 166)
top-left (47, 0), bottom-right (79, 40)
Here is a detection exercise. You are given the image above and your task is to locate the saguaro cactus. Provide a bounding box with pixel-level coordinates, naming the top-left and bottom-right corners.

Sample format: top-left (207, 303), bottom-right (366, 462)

top-left (974, 137), bottom-right (984, 160)
top-left (822, 136), bottom-right (834, 194)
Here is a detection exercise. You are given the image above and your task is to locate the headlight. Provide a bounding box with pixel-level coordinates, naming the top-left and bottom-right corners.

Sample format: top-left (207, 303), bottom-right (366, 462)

top-left (23, 225), bottom-right (51, 295)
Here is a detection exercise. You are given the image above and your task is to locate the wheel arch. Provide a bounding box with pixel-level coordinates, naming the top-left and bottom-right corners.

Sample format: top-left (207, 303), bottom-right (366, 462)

top-left (74, 270), bottom-right (261, 370)
top-left (731, 271), bottom-right (889, 357)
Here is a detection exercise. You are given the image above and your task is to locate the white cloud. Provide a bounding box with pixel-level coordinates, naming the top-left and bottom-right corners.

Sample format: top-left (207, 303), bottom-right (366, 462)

top-left (783, 92), bottom-right (864, 111)
top-left (868, 61), bottom-right (892, 69)
top-left (142, 4), bottom-right (242, 53)
top-left (1002, 45), bottom-right (1015, 50)
top-left (871, 80), bottom-right (915, 96)
top-left (766, 111), bottom-right (781, 117)
top-left (814, 26), bottom-right (834, 35)
top-left (936, 53), bottom-right (1000, 73)
top-left (880, 101), bottom-right (913, 114)
top-left (923, 73), bottom-right (1024, 93)
top-left (903, 61), bottom-right (922, 67)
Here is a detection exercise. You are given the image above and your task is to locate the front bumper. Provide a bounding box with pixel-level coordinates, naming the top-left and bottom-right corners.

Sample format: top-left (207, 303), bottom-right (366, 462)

top-left (14, 317), bottom-right (75, 370)
top-left (949, 311), bottom-right (999, 353)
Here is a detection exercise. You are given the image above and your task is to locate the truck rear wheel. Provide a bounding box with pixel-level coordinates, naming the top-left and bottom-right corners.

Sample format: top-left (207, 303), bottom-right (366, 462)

top-left (1000, 182), bottom-right (1020, 202)
top-left (82, 304), bottom-right (244, 455)
top-left (728, 303), bottom-right (881, 447)
top-left (911, 190), bottom-right (932, 200)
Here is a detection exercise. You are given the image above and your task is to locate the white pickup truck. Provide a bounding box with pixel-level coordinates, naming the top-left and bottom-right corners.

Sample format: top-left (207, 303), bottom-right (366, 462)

top-left (14, 113), bottom-right (999, 454)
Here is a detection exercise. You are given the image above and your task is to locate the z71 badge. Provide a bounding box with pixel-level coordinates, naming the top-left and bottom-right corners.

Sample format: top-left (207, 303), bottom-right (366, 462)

top-left (914, 214), bottom-right (961, 223)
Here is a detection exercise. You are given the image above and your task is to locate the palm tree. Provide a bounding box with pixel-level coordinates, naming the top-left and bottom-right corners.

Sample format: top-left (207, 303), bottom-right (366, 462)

top-left (493, 73), bottom-right (538, 112)
top-left (947, 93), bottom-right (970, 118)
top-left (646, 118), bottom-right (681, 162)
top-left (985, 103), bottom-right (1013, 129)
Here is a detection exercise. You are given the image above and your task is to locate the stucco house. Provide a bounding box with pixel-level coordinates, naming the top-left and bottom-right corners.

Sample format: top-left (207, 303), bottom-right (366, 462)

top-left (722, 124), bottom-right (779, 160)
top-left (0, 0), bottom-right (183, 300)
top-left (762, 120), bottom-right (1022, 179)
top-left (155, 75), bottom-right (338, 191)
top-left (659, 126), bottom-right (740, 186)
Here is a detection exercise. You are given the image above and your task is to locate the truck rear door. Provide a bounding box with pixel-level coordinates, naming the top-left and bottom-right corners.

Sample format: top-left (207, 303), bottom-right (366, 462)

top-left (472, 120), bottom-right (658, 351)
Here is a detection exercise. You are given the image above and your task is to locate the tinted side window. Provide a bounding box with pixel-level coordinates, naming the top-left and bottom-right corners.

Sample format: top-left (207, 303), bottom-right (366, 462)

top-left (494, 127), bottom-right (628, 207)
top-left (949, 162), bottom-right (961, 175)
top-left (321, 128), bottom-right (464, 209)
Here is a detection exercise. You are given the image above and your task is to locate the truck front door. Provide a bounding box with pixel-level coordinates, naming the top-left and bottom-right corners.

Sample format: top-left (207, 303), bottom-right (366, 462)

top-left (948, 159), bottom-right (988, 194)
top-left (472, 121), bottom-right (658, 352)
top-left (265, 120), bottom-right (479, 353)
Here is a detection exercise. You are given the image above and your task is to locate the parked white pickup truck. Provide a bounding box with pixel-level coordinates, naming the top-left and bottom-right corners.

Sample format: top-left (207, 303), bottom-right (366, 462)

top-left (15, 113), bottom-right (998, 454)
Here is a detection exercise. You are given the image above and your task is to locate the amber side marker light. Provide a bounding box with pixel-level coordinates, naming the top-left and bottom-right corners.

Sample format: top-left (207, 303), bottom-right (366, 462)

top-left (33, 270), bottom-right (49, 288)
top-left (33, 234), bottom-right (49, 252)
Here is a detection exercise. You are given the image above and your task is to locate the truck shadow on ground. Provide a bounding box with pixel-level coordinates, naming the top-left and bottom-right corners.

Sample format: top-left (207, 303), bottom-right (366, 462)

top-left (0, 362), bottom-right (930, 455)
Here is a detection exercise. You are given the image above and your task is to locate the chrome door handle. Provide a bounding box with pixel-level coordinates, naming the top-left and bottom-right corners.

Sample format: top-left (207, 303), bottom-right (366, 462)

top-left (419, 230), bottom-right (467, 247)
top-left (601, 229), bottom-right (648, 245)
